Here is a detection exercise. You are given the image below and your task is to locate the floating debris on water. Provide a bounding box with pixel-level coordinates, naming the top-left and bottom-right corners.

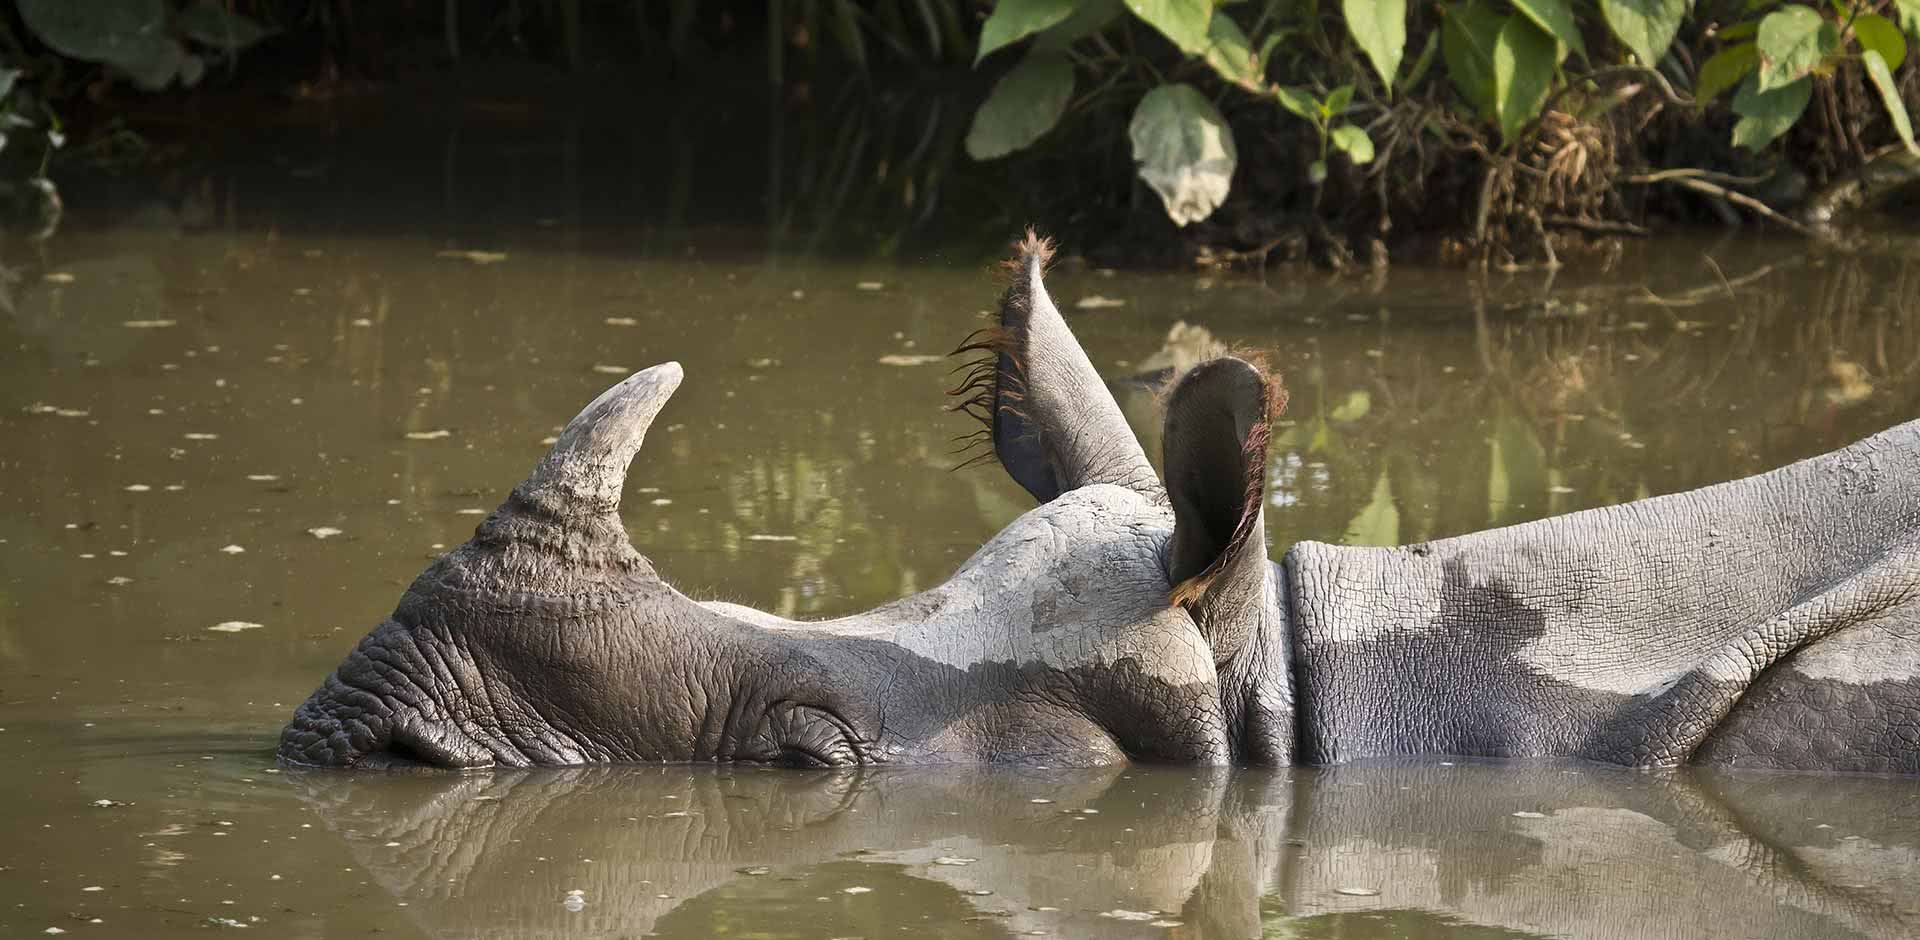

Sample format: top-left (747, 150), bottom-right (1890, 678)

top-left (307, 527), bottom-right (344, 539)
top-left (456, 508), bottom-right (487, 516)
top-left (1075, 295), bottom-right (1126, 310)
top-left (26, 403), bottom-right (89, 418)
top-left (437, 249), bottom-right (509, 264)
top-left (932, 856), bottom-right (977, 866)
top-left (122, 319), bottom-right (178, 328)
top-left (855, 281), bottom-right (885, 291)
top-left (736, 866), bottom-right (772, 876)
top-left (605, 317), bottom-right (638, 326)
top-left (405, 429), bottom-right (452, 440)
top-left (592, 364), bottom-right (629, 374)
top-left (209, 622), bottom-right (264, 633)
top-left (1333, 886), bottom-right (1380, 897)
top-left (107, 576), bottom-right (133, 586)
top-left (184, 432), bottom-right (219, 441)
top-left (1028, 798), bottom-right (1053, 804)
top-left (124, 484), bottom-right (151, 492)
top-left (220, 545), bottom-right (246, 555)
top-left (1511, 811), bottom-right (1547, 818)
top-left (90, 799), bottom-right (128, 808)
top-left (842, 886), bottom-right (873, 895)
top-left (246, 475), bottom-right (280, 482)
top-left (746, 534), bottom-right (797, 542)
top-left (1100, 910), bottom-right (1157, 922)
top-left (82, 886), bottom-right (103, 892)
top-left (44, 271), bottom-right (76, 283)
top-left (877, 354), bottom-right (944, 366)
top-left (650, 498), bottom-right (673, 506)
top-left (351, 318), bottom-right (373, 327)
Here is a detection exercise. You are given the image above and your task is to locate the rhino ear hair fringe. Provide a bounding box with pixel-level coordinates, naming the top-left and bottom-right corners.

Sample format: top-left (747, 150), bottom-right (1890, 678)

top-left (944, 226), bottom-right (1054, 473)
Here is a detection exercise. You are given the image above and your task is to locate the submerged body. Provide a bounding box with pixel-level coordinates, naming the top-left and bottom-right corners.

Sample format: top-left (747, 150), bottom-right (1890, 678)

top-left (280, 234), bottom-right (1920, 774)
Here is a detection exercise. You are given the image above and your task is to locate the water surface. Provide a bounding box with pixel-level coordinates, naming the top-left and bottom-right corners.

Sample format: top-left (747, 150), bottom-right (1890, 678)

top-left (3, 205), bottom-right (1919, 937)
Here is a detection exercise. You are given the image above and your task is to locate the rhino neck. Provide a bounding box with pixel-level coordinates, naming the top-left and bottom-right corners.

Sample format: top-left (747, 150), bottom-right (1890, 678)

top-left (1217, 558), bottom-right (1297, 765)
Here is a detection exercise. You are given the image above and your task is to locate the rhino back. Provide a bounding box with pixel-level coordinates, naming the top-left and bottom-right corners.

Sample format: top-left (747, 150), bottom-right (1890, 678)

top-left (1283, 419), bottom-right (1920, 770)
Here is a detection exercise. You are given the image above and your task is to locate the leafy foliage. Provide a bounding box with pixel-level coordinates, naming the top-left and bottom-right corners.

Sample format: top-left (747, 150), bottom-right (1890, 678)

top-left (966, 54), bottom-right (1076, 159)
top-left (963, 0), bottom-right (1920, 228)
top-left (16, 0), bottom-right (272, 91)
top-left (1127, 83), bottom-right (1236, 225)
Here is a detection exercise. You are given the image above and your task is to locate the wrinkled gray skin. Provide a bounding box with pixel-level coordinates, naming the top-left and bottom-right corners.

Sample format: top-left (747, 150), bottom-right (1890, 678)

top-left (280, 238), bottom-right (1920, 774)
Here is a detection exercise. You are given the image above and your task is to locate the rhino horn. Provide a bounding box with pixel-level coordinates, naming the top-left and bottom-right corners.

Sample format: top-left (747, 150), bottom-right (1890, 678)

top-left (473, 362), bottom-right (683, 572)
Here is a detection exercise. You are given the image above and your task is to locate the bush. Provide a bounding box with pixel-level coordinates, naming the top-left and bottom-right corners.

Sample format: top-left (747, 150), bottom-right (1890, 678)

top-left (964, 0), bottom-right (1920, 251)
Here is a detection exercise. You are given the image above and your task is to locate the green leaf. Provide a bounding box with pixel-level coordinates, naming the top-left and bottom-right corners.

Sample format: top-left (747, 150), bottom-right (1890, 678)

top-left (17, 0), bottom-right (167, 64)
top-left (0, 69), bottom-right (18, 101)
top-left (1731, 72), bottom-right (1811, 150)
top-left (1493, 16), bottom-right (1556, 144)
top-left (1123, 0), bottom-right (1213, 55)
top-left (1401, 27), bottom-right (1442, 91)
top-left (1863, 49), bottom-right (1918, 154)
top-left (1717, 21), bottom-right (1758, 42)
top-left (1510, 0), bottom-right (1586, 61)
top-left (1308, 158), bottom-right (1328, 183)
top-left (114, 34), bottom-right (189, 90)
top-left (1695, 41), bottom-right (1758, 102)
top-left (1033, 0), bottom-right (1124, 54)
top-left (1855, 13), bottom-right (1907, 72)
top-left (1128, 83), bottom-right (1238, 226)
top-left (1756, 5), bottom-right (1837, 92)
top-left (1324, 84), bottom-right (1354, 117)
top-left (1343, 0), bottom-right (1408, 90)
top-left (1343, 470), bottom-right (1400, 546)
top-left (1256, 30), bottom-right (1290, 76)
top-left (1600, 0), bottom-right (1686, 68)
top-left (965, 55), bottom-right (1077, 159)
top-left (1331, 124), bottom-right (1375, 163)
top-left (1897, 0), bottom-right (1920, 38)
top-left (976, 0), bottom-right (1079, 64)
top-left (1203, 12), bottom-right (1261, 88)
top-left (175, 2), bottom-right (273, 53)
top-left (1274, 84), bottom-right (1321, 123)
top-left (1443, 2), bottom-right (1506, 120)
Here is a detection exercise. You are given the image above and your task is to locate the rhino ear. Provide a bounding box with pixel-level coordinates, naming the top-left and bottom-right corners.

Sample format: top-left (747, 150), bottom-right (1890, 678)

top-left (949, 230), bottom-right (1164, 505)
top-left (1163, 356), bottom-right (1284, 663)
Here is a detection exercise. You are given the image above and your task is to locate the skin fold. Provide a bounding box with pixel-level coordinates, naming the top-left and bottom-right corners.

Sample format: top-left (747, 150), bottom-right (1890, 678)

top-left (279, 233), bottom-right (1920, 774)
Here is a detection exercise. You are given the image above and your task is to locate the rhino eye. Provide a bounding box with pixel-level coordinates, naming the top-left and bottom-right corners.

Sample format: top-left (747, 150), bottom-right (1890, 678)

top-left (755, 702), bottom-right (860, 768)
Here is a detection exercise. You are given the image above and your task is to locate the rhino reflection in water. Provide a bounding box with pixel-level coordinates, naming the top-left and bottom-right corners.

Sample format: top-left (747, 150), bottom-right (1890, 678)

top-left (288, 763), bottom-right (1920, 939)
top-left (279, 232), bottom-right (1920, 774)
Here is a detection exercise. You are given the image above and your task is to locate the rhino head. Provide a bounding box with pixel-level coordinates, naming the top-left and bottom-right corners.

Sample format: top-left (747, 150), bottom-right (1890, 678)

top-left (279, 233), bottom-right (1295, 768)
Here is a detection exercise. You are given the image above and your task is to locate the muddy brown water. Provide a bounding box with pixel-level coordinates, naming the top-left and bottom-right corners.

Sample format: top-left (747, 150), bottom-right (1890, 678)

top-left (4, 211), bottom-right (1920, 938)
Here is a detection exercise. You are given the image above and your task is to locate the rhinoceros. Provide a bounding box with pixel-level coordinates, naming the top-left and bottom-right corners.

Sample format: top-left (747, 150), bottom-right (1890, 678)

top-left (280, 234), bottom-right (1920, 774)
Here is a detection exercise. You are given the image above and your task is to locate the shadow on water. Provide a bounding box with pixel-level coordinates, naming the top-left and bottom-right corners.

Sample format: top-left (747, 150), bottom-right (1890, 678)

top-left (3, 79), bottom-right (1920, 937)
